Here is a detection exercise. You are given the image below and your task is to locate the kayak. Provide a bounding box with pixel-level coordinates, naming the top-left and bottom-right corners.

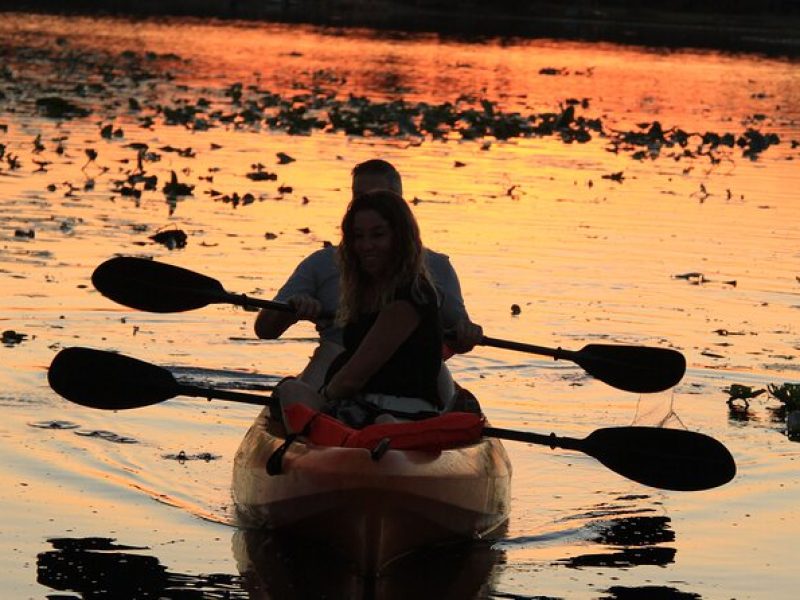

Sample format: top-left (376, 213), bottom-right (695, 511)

top-left (232, 405), bottom-right (512, 575)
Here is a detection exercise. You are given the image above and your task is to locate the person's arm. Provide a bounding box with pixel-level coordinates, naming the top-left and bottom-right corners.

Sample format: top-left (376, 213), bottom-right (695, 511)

top-left (428, 251), bottom-right (468, 328)
top-left (427, 251), bottom-right (483, 353)
top-left (448, 318), bottom-right (483, 354)
top-left (254, 253), bottom-right (322, 339)
top-left (254, 308), bottom-right (296, 339)
top-left (324, 300), bottom-right (420, 400)
top-left (254, 294), bottom-right (322, 339)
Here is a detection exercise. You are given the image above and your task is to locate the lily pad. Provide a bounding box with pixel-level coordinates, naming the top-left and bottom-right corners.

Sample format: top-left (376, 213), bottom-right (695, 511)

top-left (35, 96), bottom-right (90, 119)
top-left (2, 330), bottom-right (27, 345)
top-left (768, 383), bottom-right (800, 411)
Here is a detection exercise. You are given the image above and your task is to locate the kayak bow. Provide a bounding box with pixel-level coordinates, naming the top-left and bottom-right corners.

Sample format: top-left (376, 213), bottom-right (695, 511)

top-left (232, 407), bottom-right (512, 575)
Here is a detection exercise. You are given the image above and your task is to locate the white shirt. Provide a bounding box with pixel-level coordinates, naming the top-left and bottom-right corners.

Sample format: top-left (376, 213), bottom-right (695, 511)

top-left (274, 245), bottom-right (469, 344)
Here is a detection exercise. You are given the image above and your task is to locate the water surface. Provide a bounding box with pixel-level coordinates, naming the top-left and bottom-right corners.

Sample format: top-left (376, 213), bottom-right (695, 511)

top-left (1, 12), bottom-right (799, 599)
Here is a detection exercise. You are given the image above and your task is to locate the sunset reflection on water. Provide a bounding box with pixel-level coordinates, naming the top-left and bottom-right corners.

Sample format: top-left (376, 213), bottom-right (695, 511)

top-left (1, 12), bottom-right (799, 600)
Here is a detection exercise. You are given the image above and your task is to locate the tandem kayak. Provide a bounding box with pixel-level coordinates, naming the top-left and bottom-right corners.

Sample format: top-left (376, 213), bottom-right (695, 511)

top-left (232, 405), bottom-right (512, 575)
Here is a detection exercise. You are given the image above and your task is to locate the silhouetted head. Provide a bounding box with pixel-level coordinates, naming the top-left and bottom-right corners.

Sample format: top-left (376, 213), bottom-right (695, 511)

top-left (351, 159), bottom-right (403, 199)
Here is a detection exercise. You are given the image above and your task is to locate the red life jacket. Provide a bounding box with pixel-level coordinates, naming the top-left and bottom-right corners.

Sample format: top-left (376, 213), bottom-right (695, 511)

top-left (283, 403), bottom-right (484, 452)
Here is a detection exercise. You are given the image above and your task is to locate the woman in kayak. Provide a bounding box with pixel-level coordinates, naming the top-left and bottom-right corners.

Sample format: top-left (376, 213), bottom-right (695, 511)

top-left (278, 189), bottom-right (443, 429)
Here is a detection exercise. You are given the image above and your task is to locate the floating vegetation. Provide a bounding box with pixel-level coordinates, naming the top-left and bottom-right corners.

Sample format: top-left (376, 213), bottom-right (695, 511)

top-left (3, 48), bottom-right (781, 166)
top-left (767, 383), bottom-right (800, 438)
top-left (74, 429), bottom-right (138, 444)
top-left (162, 170), bottom-right (194, 198)
top-left (558, 545), bottom-right (676, 568)
top-left (160, 145), bottom-right (195, 157)
top-left (539, 67), bottom-right (568, 76)
top-left (2, 329), bottom-right (27, 345)
top-left (149, 226), bottom-right (187, 250)
top-left (721, 382), bottom-right (800, 436)
top-left (768, 382), bottom-right (800, 412)
top-left (723, 384), bottom-right (765, 408)
top-left (0, 43), bottom-right (786, 224)
top-left (713, 329), bottom-right (747, 336)
top-left (672, 273), bottom-right (737, 287)
top-left (35, 96), bottom-right (91, 119)
top-left (601, 171), bottom-right (625, 182)
top-left (609, 120), bottom-right (779, 163)
top-left (246, 163), bottom-right (278, 181)
top-left (100, 123), bottom-right (123, 139)
top-left (28, 420), bottom-right (80, 430)
top-left (37, 536), bottom-right (248, 599)
top-left (163, 450), bottom-right (221, 463)
top-left (213, 191), bottom-right (256, 208)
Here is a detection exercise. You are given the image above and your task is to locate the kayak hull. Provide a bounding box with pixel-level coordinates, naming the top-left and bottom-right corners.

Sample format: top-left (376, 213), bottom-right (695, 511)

top-left (233, 408), bottom-right (512, 575)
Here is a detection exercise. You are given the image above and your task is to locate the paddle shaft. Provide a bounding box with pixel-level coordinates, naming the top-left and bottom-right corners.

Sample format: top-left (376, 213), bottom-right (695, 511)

top-left (479, 337), bottom-right (575, 360)
top-left (177, 383), bottom-right (274, 405)
top-left (210, 290), bottom-right (299, 313)
top-left (483, 426), bottom-right (580, 450)
top-left (227, 292), bottom-right (337, 321)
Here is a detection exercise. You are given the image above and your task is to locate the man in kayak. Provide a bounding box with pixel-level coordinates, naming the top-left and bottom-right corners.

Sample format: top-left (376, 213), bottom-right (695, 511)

top-left (254, 159), bottom-right (482, 397)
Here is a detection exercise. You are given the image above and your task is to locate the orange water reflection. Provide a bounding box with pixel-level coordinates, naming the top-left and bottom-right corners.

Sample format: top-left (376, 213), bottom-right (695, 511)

top-left (1, 12), bottom-right (799, 600)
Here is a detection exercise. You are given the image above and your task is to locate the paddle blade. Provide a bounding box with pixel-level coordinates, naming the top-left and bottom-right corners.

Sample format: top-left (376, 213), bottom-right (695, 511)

top-left (575, 344), bottom-right (686, 393)
top-left (582, 426), bottom-right (736, 491)
top-left (92, 257), bottom-right (227, 312)
top-left (48, 347), bottom-right (180, 410)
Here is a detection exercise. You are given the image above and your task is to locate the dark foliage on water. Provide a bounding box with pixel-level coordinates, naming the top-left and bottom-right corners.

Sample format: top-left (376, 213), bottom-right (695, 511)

top-left (12, 85), bottom-right (784, 165)
top-left (37, 537), bottom-right (249, 599)
top-left (556, 515), bottom-right (677, 568)
top-left (561, 545), bottom-right (676, 568)
top-left (0, 17), bottom-right (786, 223)
top-left (149, 227), bottom-right (188, 249)
top-left (2, 329), bottom-right (27, 345)
top-left (35, 96), bottom-right (91, 119)
top-left (0, 37), bottom-right (783, 217)
top-left (601, 586), bottom-right (701, 600)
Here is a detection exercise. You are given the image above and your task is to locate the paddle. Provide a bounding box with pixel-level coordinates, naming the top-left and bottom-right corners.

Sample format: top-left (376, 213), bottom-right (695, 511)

top-left (91, 257), bottom-right (686, 394)
top-left (479, 337), bottom-right (686, 394)
top-left (91, 256), bottom-right (298, 315)
top-left (483, 426), bottom-right (735, 492)
top-left (47, 347), bottom-right (734, 491)
top-left (47, 346), bottom-right (276, 410)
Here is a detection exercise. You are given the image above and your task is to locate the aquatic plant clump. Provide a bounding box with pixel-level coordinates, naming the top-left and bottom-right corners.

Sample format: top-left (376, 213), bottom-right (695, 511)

top-left (768, 383), bottom-right (800, 412)
top-left (722, 384), bottom-right (765, 409)
top-left (0, 40), bottom-right (781, 163)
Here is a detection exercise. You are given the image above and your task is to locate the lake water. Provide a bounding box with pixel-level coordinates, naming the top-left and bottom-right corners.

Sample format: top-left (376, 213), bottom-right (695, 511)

top-left (1, 11), bottom-right (799, 599)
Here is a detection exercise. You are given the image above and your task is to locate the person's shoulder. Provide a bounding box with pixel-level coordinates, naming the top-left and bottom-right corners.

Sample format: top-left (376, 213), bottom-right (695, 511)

top-left (423, 247), bottom-right (451, 262)
top-left (300, 244), bottom-right (337, 266)
top-left (310, 244), bottom-right (337, 258)
top-left (423, 248), bottom-right (456, 278)
top-left (423, 247), bottom-right (453, 270)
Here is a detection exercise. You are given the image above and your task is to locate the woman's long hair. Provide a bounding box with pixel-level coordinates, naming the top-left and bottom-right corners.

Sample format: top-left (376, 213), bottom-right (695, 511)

top-left (337, 190), bottom-right (433, 324)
